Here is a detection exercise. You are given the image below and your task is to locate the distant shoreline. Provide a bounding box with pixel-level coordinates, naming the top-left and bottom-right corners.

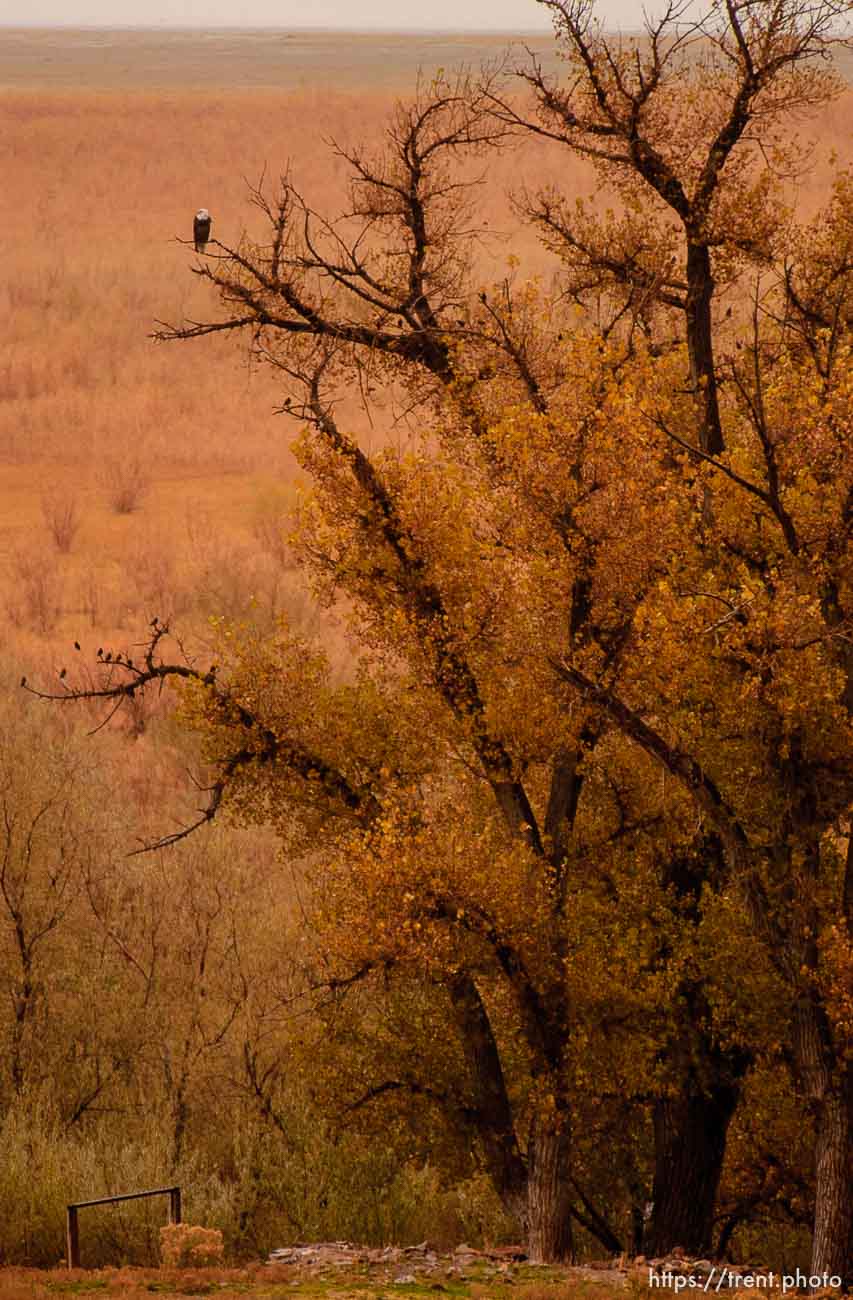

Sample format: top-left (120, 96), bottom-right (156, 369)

top-left (0, 26), bottom-right (847, 91)
top-left (0, 23), bottom-right (560, 32)
top-left (0, 27), bottom-right (564, 90)
top-left (0, 25), bottom-right (561, 32)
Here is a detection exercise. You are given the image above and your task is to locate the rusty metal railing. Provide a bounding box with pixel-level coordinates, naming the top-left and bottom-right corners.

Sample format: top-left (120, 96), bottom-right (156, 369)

top-left (66, 1185), bottom-right (181, 1268)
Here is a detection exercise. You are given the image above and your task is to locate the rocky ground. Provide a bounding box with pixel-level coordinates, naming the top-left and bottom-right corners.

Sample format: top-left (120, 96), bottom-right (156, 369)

top-left (266, 1242), bottom-right (776, 1290)
top-left (269, 1241), bottom-right (546, 1288)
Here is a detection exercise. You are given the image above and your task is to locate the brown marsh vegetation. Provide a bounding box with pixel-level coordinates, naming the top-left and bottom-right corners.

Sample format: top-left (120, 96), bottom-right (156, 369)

top-left (0, 74), bottom-right (569, 658)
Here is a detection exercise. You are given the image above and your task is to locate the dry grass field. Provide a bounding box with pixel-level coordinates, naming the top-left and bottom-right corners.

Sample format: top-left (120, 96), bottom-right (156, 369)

top-left (0, 40), bottom-right (579, 692)
top-left (1, 29), bottom-right (850, 691)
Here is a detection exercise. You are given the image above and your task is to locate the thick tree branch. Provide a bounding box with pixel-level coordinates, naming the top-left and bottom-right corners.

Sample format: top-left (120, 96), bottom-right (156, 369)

top-left (550, 658), bottom-right (791, 965)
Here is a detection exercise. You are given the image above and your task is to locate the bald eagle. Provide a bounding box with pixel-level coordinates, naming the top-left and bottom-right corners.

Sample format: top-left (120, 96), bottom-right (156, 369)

top-left (193, 208), bottom-right (212, 253)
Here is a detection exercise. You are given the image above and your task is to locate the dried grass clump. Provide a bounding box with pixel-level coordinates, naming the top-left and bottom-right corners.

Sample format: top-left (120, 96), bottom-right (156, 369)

top-left (41, 487), bottom-right (81, 553)
top-left (5, 549), bottom-right (62, 635)
top-left (250, 494), bottom-right (297, 571)
top-left (101, 454), bottom-right (150, 515)
top-left (159, 1222), bottom-right (224, 1268)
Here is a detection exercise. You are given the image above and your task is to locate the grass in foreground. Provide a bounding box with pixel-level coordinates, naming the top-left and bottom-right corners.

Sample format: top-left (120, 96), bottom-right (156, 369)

top-left (0, 1264), bottom-right (631, 1300)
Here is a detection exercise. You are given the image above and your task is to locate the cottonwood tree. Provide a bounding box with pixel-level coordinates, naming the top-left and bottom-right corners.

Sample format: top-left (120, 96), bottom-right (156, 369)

top-left (488, 0), bottom-right (852, 1262)
top-left (33, 6), bottom-right (852, 1273)
top-left (534, 167), bottom-right (852, 1270)
top-left (490, 0), bottom-right (848, 453)
top-left (39, 331), bottom-right (847, 1266)
top-left (545, 338), bottom-right (852, 1278)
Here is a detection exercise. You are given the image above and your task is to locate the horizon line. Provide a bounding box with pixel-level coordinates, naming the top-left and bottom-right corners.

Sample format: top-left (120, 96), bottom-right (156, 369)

top-left (1, 22), bottom-right (645, 34)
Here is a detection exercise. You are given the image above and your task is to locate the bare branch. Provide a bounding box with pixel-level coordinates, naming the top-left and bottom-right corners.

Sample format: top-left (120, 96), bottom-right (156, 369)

top-left (26, 625), bottom-right (381, 850)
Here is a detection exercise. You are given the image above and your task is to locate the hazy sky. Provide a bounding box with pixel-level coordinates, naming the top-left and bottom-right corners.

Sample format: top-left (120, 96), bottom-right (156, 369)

top-left (0, 0), bottom-right (646, 31)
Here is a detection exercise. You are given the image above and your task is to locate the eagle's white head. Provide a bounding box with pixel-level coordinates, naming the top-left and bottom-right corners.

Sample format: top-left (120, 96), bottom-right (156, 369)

top-left (196, 208), bottom-right (211, 221)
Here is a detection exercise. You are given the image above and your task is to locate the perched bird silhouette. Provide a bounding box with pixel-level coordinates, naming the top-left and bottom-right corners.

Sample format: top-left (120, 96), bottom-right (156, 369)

top-left (194, 208), bottom-right (212, 253)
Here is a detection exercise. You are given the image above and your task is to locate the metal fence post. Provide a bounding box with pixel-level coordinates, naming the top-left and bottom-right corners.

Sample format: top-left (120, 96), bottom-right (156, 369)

top-left (66, 1205), bottom-right (80, 1269)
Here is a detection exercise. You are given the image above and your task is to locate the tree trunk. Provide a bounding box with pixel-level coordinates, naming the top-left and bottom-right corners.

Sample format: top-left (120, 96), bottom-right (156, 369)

top-left (685, 241), bottom-right (724, 456)
top-left (647, 839), bottom-right (746, 1256)
top-left (811, 1074), bottom-right (852, 1282)
top-left (527, 1112), bottom-right (574, 1263)
top-left (447, 974), bottom-right (528, 1219)
top-left (646, 1075), bottom-right (741, 1256)
top-left (789, 843), bottom-right (852, 1284)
